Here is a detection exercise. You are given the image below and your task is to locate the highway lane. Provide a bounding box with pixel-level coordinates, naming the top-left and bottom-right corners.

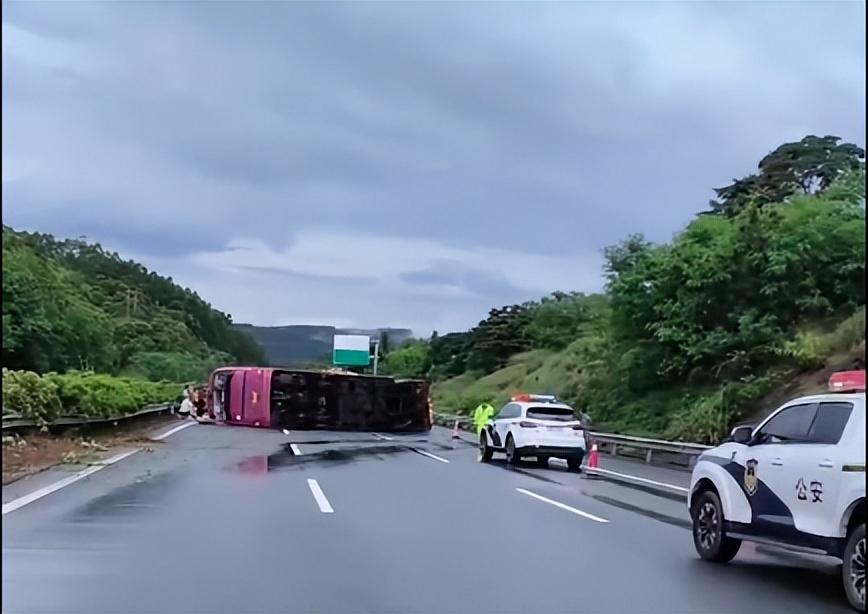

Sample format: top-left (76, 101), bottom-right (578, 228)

top-left (2, 423), bottom-right (851, 613)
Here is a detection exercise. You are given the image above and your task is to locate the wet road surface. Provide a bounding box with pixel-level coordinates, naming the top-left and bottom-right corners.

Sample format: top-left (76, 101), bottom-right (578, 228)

top-left (2, 424), bottom-right (851, 613)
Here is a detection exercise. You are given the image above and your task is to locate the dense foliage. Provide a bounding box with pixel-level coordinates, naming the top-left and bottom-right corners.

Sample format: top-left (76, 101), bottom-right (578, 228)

top-left (3, 228), bottom-right (264, 380)
top-left (380, 340), bottom-right (432, 379)
top-left (3, 369), bottom-right (179, 425)
top-left (428, 332), bottom-right (470, 379)
top-left (710, 135), bottom-right (864, 215)
top-left (405, 137), bottom-right (866, 442)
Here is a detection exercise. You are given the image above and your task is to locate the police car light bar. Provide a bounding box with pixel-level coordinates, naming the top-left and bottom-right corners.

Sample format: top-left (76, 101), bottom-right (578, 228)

top-left (511, 393), bottom-right (559, 403)
top-left (828, 370), bottom-right (866, 393)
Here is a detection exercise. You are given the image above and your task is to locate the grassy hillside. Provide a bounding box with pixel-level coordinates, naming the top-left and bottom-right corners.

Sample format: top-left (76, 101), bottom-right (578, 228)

top-left (421, 138), bottom-right (866, 444)
top-left (3, 227), bottom-right (264, 381)
top-left (433, 307), bottom-right (865, 438)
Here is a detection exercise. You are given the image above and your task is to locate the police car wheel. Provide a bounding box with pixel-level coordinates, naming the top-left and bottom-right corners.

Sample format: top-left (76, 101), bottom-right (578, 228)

top-left (505, 436), bottom-right (520, 465)
top-left (691, 491), bottom-right (741, 563)
top-left (535, 456), bottom-right (548, 467)
top-left (478, 432), bottom-right (493, 463)
top-left (567, 457), bottom-right (582, 473)
top-left (843, 523), bottom-right (865, 611)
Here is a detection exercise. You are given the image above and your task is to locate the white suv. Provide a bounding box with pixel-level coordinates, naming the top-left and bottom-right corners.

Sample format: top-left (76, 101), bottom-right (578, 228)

top-left (688, 371), bottom-right (866, 610)
top-left (478, 394), bottom-right (587, 471)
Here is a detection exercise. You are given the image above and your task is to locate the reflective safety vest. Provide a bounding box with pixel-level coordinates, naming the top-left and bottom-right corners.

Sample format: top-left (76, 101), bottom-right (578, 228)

top-left (473, 403), bottom-right (495, 434)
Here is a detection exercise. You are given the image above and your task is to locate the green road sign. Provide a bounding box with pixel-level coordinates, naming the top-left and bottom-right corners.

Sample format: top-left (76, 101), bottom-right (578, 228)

top-left (332, 334), bottom-right (370, 366)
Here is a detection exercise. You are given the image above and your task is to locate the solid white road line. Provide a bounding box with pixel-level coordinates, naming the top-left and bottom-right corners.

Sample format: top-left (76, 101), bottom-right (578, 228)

top-left (515, 488), bottom-right (609, 523)
top-left (371, 432), bottom-right (447, 462)
top-left (2, 450), bottom-right (140, 516)
top-left (290, 444), bottom-right (302, 456)
top-left (411, 448), bottom-right (450, 464)
top-left (585, 467), bottom-right (689, 494)
top-left (152, 421), bottom-right (197, 441)
top-left (307, 479), bottom-right (334, 513)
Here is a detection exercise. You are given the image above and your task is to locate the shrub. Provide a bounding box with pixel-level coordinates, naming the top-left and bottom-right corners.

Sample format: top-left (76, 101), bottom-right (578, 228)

top-left (4, 369), bottom-right (179, 423)
top-left (2, 368), bottom-right (62, 424)
top-left (665, 375), bottom-right (778, 443)
top-left (777, 330), bottom-right (831, 370)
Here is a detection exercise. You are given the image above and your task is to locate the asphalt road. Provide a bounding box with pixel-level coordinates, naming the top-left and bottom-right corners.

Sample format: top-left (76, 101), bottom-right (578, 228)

top-left (2, 423), bottom-right (851, 613)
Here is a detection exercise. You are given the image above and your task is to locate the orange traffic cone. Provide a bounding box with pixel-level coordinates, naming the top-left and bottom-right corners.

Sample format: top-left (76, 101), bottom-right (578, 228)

top-left (452, 420), bottom-right (461, 439)
top-left (584, 442), bottom-right (599, 477)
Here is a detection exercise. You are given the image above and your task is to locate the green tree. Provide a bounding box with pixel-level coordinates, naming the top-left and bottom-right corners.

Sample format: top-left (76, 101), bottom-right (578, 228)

top-left (527, 292), bottom-right (609, 350)
top-left (711, 135), bottom-right (864, 214)
top-left (429, 331), bottom-right (470, 379)
top-left (382, 341), bottom-right (432, 378)
top-left (466, 303), bottom-right (534, 373)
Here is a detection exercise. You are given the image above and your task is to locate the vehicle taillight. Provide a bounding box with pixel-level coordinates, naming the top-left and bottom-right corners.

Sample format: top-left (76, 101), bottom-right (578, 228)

top-left (519, 421), bottom-right (538, 428)
top-left (571, 424), bottom-right (583, 431)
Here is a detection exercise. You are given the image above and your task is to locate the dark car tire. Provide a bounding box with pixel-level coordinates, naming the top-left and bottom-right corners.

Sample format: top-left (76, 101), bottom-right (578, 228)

top-left (478, 432), bottom-right (493, 463)
top-left (505, 435), bottom-right (520, 465)
top-left (842, 522), bottom-right (865, 611)
top-left (567, 457), bottom-right (582, 472)
top-left (691, 490), bottom-right (741, 563)
top-left (535, 456), bottom-right (549, 467)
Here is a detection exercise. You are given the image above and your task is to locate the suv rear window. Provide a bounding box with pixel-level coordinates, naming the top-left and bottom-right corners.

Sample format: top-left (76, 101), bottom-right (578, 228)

top-left (807, 402), bottom-right (854, 444)
top-left (526, 406), bottom-right (575, 422)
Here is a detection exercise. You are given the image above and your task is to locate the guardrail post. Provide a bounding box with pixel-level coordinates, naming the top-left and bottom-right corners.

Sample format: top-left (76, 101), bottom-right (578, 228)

top-left (610, 443), bottom-right (618, 456)
top-left (645, 449), bottom-right (653, 464)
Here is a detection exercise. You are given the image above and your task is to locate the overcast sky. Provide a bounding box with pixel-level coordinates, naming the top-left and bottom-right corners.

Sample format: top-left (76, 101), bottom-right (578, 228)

top-left (3, 1), bottom-right (865, 335)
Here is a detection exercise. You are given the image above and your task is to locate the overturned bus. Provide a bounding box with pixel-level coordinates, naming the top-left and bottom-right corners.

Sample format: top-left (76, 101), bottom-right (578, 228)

top-left (206, 367), bottom-right (432, 432)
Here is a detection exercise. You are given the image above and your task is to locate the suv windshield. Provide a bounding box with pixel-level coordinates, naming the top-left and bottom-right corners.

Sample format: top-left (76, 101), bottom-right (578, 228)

top-left (526, 406), bottom-right (575, 422)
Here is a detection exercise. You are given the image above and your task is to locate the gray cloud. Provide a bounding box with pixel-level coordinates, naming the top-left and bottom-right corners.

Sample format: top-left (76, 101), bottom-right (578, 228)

top-left (399, 259), bottom-right (526, 298)
top-left (3, 1), bottom-right (865, 333)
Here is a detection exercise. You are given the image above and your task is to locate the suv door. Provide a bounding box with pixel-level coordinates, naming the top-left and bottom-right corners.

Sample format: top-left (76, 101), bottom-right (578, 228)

top-left (771, 401), bottom-right (855, 536)
top-left (737, 402), bottom-right (818, 536)
top-left (493, 403), bottom-right (520, 447)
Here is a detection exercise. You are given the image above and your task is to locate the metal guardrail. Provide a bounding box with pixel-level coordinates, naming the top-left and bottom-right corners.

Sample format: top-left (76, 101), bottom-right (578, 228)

top-left (2, 403), bottom-right (176, 431)
top-left (590, 432), bottom-right (710, 467)
top-left (432, 412), bottom-right (710, 468)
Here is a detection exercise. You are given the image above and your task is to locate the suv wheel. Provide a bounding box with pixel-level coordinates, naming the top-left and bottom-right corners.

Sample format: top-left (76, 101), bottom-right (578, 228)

top-left (843, 523), bottom-right (865, 611)
top-left (691, 490), bottom-right (741, 563)
top-left (505, 435), bottom-right (520, 465)
top-left (478, 431), bottom-right (493, 463)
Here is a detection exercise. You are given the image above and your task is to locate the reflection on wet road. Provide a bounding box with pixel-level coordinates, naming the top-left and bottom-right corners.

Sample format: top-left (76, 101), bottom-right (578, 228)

top-left (2, 425), bottom-right (851, 614)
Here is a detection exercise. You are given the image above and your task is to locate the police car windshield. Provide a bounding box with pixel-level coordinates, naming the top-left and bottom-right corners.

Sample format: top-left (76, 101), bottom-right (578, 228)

top-left (526, 406), bottom-right (575, 422)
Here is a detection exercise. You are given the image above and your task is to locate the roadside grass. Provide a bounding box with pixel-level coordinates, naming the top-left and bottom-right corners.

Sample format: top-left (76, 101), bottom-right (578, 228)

top-left (432, 307), bottom-right (866, 442)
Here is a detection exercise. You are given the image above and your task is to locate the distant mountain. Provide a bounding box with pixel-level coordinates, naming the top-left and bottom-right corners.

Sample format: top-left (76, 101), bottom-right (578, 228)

top-left (232, 324), bottom-right (414, 366)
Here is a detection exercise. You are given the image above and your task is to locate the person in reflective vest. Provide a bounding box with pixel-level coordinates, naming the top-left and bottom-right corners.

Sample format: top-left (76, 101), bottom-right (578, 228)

top-left (473, 403), bottom-right (495, 435)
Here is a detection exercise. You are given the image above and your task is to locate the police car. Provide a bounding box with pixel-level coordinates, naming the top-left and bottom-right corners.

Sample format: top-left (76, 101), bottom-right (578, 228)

top-left (688, 371), bottom-right (866, 610)
top-left (477, 394), bottom-right (587, 470)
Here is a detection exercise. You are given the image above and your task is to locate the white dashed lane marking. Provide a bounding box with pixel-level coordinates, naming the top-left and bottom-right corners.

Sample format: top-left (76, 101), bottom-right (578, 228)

top-left (516, 488), bottom-right (609, 523)
top-left (307, 479), bottom-right (334, 513)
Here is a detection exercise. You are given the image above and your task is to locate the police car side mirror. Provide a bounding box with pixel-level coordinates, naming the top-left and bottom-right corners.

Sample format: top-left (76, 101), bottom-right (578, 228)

top-left (729, 425), bottom-right (753, 445)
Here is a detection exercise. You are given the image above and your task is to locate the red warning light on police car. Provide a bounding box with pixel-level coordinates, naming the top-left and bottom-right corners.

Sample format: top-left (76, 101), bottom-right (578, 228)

top-left (828, 370), bottom-right (866, 393)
